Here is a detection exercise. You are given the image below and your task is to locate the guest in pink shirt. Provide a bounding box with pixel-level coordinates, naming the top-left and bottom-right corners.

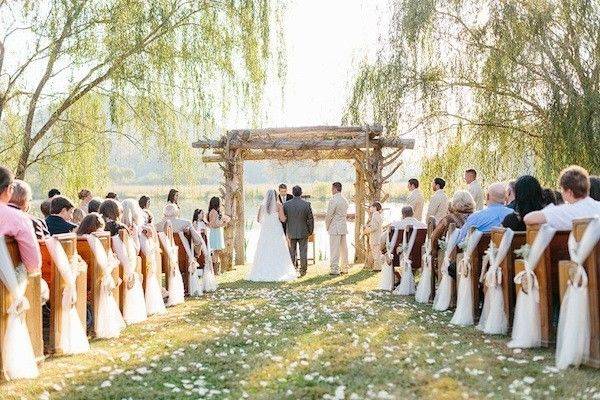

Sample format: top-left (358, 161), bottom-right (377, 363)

top-left (0, 166), bottom-right (41, 273)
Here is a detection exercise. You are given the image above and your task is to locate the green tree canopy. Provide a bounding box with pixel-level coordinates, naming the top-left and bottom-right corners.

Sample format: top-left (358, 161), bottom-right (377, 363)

top-left (345, 0), bottom-right (600, 191)
top-left (0, 0), bottom-right (284, 196)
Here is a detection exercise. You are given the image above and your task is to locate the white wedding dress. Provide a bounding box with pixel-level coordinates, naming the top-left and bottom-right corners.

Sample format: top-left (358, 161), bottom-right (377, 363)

top-left (248, 205), bottom-right (298, 282)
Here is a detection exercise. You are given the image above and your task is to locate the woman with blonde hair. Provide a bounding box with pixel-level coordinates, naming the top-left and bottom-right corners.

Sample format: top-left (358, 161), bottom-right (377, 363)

top-left (430, 190), bottom-right (475, 248)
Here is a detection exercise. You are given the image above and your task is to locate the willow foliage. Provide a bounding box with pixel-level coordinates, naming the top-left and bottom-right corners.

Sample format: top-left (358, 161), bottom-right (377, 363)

top-left (0, 0), bottom-right (283, 196)
top-left (345, 0), bottom-right (600, 190)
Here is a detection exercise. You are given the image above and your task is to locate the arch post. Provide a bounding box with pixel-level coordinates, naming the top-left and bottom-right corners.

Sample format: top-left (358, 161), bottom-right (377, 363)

top-left (354, 159), bottom-right (366, 263)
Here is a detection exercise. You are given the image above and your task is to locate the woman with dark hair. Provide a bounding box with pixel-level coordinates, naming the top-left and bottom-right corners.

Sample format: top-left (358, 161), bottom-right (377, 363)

top-left (192, 209), bottom-right (207, 234)
top-left (207, 197), bottom-right (230, 273)
top-left (590, 176), bottom-right (600, 201)
top-left (502, 175), bottom-right (545, 231)
top-left (76, 213), bottom-right (105, 235)
top-left (99, 199), bottom-right (128, 236)
top-left (167, 189), bottom-right (179, 205)
top-left (138, 195), bottom-right (153, 224)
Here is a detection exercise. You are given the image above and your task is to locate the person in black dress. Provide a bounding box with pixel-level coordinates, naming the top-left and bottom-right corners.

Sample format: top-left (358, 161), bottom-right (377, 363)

top-left (502, 175), bottom-right (546, 231)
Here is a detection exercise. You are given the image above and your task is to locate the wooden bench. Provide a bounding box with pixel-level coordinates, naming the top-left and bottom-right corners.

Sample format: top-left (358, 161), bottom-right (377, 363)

top-left (425, 218), bottom-right (437, 302)
top-left (469, 231), bottom-right (491, 323)
top-left (557, 219), bottom-right (600, 368)
top-left (116, 229), bottom-right (143, 313)
top-left (389, 226), bottom-right (427, 289)
top-left (514, 224), bottom-right (570, 346)
top-left (39, 234), bottom-right (87, 355)
top-left (173, 231), bottom-right (207, 296)
top-left (490, 228), bottom-right (526, 330)
top-left (76, 232), bottom-right (119, 336)
top-left (0, 237), bottom-right (44, 377)
top-left (159, 226), bottom-right (175, 290)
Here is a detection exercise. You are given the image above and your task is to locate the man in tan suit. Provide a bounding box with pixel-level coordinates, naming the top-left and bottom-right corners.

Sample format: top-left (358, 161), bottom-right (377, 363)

top-left (326, 182), bottom-right (349, 275)
top-left (406, 178), bottom-right (424, 220)
top-left (426, 177), bottom-right (449, 223)
top-left (465, 169), bottom-right (484, 210)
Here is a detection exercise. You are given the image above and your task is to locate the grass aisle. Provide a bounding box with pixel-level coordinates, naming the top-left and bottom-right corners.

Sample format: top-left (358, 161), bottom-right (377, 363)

top-left (3, 265), bottom-right (600, 400)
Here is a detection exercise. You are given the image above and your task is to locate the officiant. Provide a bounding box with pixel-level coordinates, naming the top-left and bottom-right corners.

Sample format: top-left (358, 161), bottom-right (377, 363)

top-left (278, 183), bottom-right (293, 233)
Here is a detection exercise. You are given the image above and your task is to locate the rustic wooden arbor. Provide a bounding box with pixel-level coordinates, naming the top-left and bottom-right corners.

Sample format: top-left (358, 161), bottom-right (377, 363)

top-left (192, 125), bottom-right (414, 271)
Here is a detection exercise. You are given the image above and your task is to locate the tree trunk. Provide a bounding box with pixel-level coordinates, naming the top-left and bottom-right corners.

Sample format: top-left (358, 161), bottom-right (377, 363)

top-left (233, 159), bottom-right (245, 265)
top-left (15, 142), bottom-right (31, 179)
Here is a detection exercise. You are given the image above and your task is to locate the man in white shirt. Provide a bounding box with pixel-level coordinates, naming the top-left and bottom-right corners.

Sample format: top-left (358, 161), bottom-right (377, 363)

top-left (465, 169), bottom-right (484, 210)
top-left (406, 178), bottom-right (424, 220)
top-left (426, 177), bottom-right (449, 223)
top-left (524, 165), bottom-right (600, 230)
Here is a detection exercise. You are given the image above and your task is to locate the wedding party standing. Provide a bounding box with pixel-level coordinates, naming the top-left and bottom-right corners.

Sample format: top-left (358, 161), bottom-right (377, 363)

top-left (325, 182), bottom-right (349, 275)
top-left (208, 196), bottom-right (230, 274)
top-left (283, 186), bottom-right (314, 277)
top-left (247, 190), bottom-right (298, 281)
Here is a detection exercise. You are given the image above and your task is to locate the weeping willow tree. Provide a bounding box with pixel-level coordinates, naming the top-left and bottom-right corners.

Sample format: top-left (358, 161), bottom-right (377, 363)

top-left (0, 0), bottom-right (283, 196)
top-left (345, 0), bottom-right (600, 191)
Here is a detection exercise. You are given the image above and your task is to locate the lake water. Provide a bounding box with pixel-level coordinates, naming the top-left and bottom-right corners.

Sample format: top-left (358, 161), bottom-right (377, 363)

top-left (146, 197), bottom-right (405, 263)
top-left (33, 194), bottom-right (404, 264)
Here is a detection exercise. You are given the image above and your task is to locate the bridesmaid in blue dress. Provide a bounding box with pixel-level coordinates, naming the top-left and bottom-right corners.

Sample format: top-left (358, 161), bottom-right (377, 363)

top-left (207, 197), bottom-right (229, 274)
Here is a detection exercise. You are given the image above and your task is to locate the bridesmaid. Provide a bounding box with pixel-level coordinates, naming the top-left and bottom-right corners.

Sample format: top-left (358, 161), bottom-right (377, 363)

top-left (207, 197), bottom-right (230, 274)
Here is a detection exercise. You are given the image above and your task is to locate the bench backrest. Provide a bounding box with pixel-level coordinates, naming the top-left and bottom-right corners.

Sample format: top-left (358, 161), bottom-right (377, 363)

top-left (76, 231), bottom-right (116, 335)
top-left (490, 228), bottom-right (526, 329)
top-left (0, 237), bottom-right (44, 377)
top-left (39, 234), bottom-right (86, 354)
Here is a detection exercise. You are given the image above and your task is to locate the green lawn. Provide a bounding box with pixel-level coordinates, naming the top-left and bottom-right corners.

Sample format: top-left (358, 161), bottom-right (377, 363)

top-left (2, 265), bottom-right (600, 399)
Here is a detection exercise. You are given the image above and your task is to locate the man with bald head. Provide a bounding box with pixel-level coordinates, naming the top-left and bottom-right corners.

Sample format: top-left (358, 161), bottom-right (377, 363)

top-left (456, 182), bottom-right (513, 242)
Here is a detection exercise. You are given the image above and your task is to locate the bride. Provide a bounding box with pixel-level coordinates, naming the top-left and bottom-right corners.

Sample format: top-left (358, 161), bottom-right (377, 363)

top-left (247, 189), bottom-right (298, 282)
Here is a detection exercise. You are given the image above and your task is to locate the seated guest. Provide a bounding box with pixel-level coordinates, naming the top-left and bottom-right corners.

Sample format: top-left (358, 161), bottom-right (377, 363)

top-left (87, 197), bottom-right (102, 213)
top-left (505, 180), bottom-right (516, 209)
top-left (40, 199), bottom-right (51, 218)
top-left (72, 208), bottom-right (85, 224)
top-left (46, 196), bottom-right (77, 235)
top-left (48, 188), bottom-right (61, 198)
top-left (524, 165), bottom-right (600, 230)
top-left (502, 175), bottom-right (545, 232)
top-left (76, 213), bottom-right (105, 235)
top-left (139, 195), bottom-right (153, 224)
top-left (390, 205), bottom-right (427, 230)
top-left (554, 190), bottom-right (565, 205)
top-left (156, 203), bottom-right (192, 233)
top-left (457, 182), bottom-right (513, 242)
top-left (9, 179), bottom-right (49, 239)
top-left (106, 192), bottom-right (118, 200)
top-left (426, 177), bottom-right (449, 223)
top-left (0, 166), bottom-right (41, 272)
top-left (98, 198), bottom-right (128, 236)
top-left (430, 190), bottom-right (475, 247)
top-left (589, 176), bottom-right (600, 201)
top-left (77, 189), bottom-right (93, 214)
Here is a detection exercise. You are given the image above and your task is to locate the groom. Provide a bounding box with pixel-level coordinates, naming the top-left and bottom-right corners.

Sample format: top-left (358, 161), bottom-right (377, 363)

top-left (283, 185), bottom-right (314, 277)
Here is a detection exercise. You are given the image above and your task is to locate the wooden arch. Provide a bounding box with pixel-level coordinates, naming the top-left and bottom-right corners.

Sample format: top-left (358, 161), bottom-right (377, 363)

top-left (192, 125), bottom-right (414, 271)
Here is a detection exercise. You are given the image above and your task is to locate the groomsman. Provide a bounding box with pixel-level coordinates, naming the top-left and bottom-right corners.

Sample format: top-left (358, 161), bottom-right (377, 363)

top-left (278, 183), bottom-right (293, 233)
top-left (326, 182), bottom-right (349, 275)
top-left (406, 178), bottom-right (424, 220)
top-left (465, 169), bottom-right (484, 210)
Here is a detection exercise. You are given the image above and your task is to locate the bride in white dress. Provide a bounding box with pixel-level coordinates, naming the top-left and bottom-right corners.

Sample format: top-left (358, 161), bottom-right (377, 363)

top-left (247, 189), bottom-right (298, 282)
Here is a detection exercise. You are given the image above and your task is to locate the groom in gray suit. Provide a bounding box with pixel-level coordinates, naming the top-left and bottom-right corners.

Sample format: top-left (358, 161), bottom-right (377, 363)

top-left (283, 185), bottom-right (314, 277)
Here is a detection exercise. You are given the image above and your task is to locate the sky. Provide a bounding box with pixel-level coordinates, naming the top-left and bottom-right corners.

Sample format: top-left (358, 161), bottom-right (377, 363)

top-left (263, 0), bottom-right (391, 126)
